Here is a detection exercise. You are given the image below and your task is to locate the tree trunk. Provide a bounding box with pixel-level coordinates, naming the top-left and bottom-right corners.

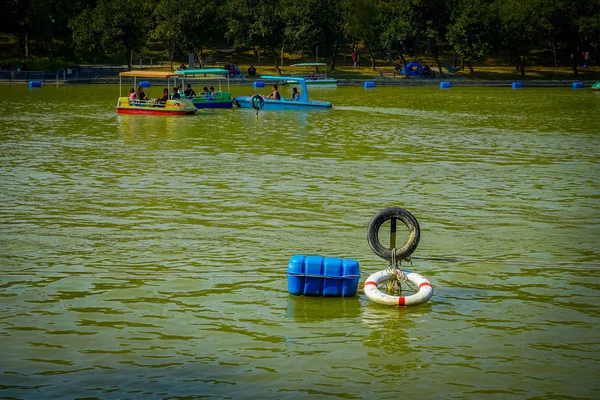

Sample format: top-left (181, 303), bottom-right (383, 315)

top-left (169, 42), bottom-right (175, 71)
top-left (331, 40), bottom-right (338, 70)
top-left (519, 55), bottom-right (525, 76)
top-left (552, 43), bottom-right (558, 67)
top-left (368, 49), bottom-right (375, 70)
top-left (431, 39), bottom-right (443, 77)
top-left (25, 31), bottom-right (29, 58)
top-left (272, 50), bottom-right (282, 74)
top-left (467, 61), bottom-right (474, 73)
top-left (193, 47), bottom-right (204, 68)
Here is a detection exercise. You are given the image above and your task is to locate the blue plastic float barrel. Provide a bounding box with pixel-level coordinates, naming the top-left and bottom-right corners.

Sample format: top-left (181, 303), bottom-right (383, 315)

top-left (253, 81), bottom-right (265, 88)
top-left (28, 81), bottom-right (41, 88)
top-left (139, 81), bottom-right (151, 88)
top-left (287, 255), bottom-right (360, 297)
top-left (572, 82), bottom-right (584, 89)
top-left (364, 81), bottom-right (375, 88)
top-left (512, 82), bottom-right (523, 89)
top-left (440, 81), bottom-right (451, 89)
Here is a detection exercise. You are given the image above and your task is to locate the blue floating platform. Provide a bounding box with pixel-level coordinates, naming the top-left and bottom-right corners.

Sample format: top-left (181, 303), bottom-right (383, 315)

top-left (440, 81), bottom-right (451, 89)
top-left (572, 82), bottom-right (584, 89)
top-left (364, 81), bottom-right (375, 88)
top-left (287, 255), bottom-right (360, 297)
top-left (28, 81), bottom-right (42, 88)
top-left (139, 81), bottom-right (151, 88)
top-left (253, 81), bottom-right (265, 88)
top-left (512, 82), bottom-right (523, 89)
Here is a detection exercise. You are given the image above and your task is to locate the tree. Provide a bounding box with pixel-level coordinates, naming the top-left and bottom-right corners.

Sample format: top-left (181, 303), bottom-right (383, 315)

top-left (70, 0), bottom-right (154, 69)
top-left (225, 0), bottom-right (286, 71)
top-left (409, 0), bottom-right (453, 76)
top-left (374, 0), bottom-right (419, 65)
top-left (499, 0), bottom-right (544, 76)
top-left (153, 0), bottom-right (222, 69)
top-left (282, 0), bottom-right (341, 64)
top-left (447, 0), bottom-right (499, 73)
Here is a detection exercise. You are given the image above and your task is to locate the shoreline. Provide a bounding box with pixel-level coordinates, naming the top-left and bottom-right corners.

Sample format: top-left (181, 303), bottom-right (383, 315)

top-left (1, 77), bottom-right (597, 88)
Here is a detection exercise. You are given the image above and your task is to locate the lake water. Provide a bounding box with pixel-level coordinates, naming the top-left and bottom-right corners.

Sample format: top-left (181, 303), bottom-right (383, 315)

top-left (1, 83), bottom-right (599, 399)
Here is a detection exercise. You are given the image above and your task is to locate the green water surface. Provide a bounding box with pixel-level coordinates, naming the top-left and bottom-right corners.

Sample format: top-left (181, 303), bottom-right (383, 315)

top-left (1, 83), bottom-right (599, 399)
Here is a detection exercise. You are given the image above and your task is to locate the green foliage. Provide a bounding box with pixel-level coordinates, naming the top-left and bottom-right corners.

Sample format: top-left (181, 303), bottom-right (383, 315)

top-left (373, 0), bottom-right (419, 60)
top-left (1, 0), bottom-right (599, 74)
top-left (282, 0), bottom-right (341, 56)
top-left (447, 0), bottom-right (499, 65)
top-left (70, 0), bottom-right (153, 68)
top-left (226, 0), bottom-right (286, 59)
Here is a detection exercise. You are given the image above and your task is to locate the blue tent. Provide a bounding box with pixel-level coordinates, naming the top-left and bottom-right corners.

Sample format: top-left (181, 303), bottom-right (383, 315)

top-left (401, 61), bottom-right (423, 77)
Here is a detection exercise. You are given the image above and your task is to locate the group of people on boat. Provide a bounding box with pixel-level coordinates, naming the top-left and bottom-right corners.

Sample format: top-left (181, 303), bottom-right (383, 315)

top-left (126, 82), bottom-right (225, 105)
top-left (260, 85), bottom-right (300, 101)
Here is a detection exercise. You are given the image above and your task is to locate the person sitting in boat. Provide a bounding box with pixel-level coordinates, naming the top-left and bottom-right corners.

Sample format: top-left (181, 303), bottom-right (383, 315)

top-left (291, 87), bottom-right (300, 101)
top-left (310, 72), bottom-right (317, 80)
top-left (137, 86), bottom-right (146, 101)
top-left (128, 88), bottom-right (137, 102)
top-left (184, 83), bottom-right (196, 98)
top-left (265, 85), bottom-right (281, 100)
top-left (154, 88), bottom-right (169, 105)
top-left (200, 86), bottom-right (209, 96)
top-left (171, 87), bottom-right (180, 99)
top-left (208, 86), bottom-right (217, 100)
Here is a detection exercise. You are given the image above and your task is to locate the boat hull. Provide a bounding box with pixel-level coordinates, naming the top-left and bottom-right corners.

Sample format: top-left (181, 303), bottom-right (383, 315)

top-left (116, 97), bottom-right (197, 115)
top-left (233, 96), bottom-right (332, 109)
top-left (192, 101), bottom-right (233, 109)
top-left (593, 82), bottom-right (600, 92)
top-left (191, 92), bottom-right (233, 109)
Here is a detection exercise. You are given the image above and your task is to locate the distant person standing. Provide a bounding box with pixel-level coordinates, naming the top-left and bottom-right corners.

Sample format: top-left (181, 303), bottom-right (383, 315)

top-left (583, 51), bottom-right (590, 68)
top-left (352, 47), bottom-right (360, 67)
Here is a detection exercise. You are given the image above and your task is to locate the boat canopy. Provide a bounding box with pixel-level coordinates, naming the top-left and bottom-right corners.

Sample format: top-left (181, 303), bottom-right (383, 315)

top-left (120, 70), bottom-right (177, 78)
top-left (290, 63), bottom-right (327, 67)
top-left (175, 69), bottom-right (229, 75)
top-left (259, 75), bottom-right (309, 103)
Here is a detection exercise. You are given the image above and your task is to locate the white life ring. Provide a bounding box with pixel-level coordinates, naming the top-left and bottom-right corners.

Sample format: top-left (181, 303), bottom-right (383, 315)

top-left (363, 269), bottom-right (433, 307)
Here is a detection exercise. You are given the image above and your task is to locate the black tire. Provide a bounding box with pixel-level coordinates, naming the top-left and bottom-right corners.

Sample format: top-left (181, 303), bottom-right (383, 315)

top-left (367, 207), bottom-right (420, 261)
top-left (250, 94), bottom-right (264, 110)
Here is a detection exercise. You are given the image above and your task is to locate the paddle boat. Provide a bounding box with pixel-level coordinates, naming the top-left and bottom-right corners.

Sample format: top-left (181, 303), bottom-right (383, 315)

top-left (233, 76), bottom-right (332, 110)
top-left (593, 82), bottom-right (600, 92)
top-left (117, 70), bottom-right (197, 115)
top-left (174, 68), bottom-right (233, 108)
top-left (289, 62), bottom-right (338, 87)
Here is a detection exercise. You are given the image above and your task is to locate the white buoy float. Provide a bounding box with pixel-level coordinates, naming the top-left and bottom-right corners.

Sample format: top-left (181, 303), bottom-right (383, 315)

top-left (363, 268), bottom-right (433, 307)
top-left (364, 207), bottom-right (434, 307)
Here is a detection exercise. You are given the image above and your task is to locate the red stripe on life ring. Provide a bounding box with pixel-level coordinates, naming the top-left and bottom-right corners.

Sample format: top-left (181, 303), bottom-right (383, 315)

top-left (398, 296), bottom-right (406, 307)
top-left (363, 281), bottom-right (377, 288)
top-left (419, 282), bottom-right (432, 288)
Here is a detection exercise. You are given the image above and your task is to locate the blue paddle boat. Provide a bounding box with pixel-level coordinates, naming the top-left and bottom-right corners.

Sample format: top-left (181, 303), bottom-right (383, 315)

top-left (233, 76), bottom-right (332, 110)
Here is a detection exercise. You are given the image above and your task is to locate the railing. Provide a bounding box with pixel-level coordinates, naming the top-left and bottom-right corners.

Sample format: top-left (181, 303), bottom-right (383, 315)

top-left (0, 70), bottom-right (59, 82)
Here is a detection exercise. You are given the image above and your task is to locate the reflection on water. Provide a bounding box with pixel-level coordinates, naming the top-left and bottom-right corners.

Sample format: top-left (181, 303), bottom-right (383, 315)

top-left (0, 84), bottom-right (599, 398)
